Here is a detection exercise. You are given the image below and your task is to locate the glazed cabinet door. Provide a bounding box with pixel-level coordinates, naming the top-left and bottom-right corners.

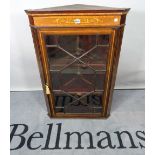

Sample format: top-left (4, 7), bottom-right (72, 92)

top-left (37, 28), bottom-right (116, 118)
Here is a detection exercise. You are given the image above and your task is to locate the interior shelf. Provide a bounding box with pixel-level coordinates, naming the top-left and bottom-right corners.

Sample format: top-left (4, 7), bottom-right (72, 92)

top-left (48, 55), bottom-right (107, 71)
top-left (51, 72), bottom-right (105, 94)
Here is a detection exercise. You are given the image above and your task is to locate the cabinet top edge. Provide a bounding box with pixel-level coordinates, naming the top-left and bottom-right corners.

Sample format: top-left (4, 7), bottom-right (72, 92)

top-left (25, 4), bottom-right (130, 15)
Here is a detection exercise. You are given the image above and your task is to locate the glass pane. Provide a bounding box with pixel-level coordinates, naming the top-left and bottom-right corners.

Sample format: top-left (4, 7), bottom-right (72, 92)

top-left (81, 46), bottom-right (109, 71)
top-left (44, 34), bottom-right (110, 115)
top-left (54, 92), bottom-right (103, 114)
top-left (60, 61), bottom-right (95, 93)
top-left (97, 35), bottom-right (109, 45)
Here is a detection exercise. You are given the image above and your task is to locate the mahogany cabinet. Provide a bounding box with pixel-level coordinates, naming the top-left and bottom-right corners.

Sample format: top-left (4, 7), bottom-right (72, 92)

top-left (25, 4), bottom-right (130, 118)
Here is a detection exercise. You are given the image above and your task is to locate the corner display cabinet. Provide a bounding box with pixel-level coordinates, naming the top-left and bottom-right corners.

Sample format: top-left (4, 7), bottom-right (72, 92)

top-left (25, 4), bottom-right (130, 119)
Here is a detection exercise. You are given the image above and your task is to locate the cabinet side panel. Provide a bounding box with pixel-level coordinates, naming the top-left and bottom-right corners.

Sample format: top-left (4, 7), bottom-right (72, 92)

top-left (106, 27), bottom-right (125, 116)
top-left (28, 16), bottom-right (52, 116)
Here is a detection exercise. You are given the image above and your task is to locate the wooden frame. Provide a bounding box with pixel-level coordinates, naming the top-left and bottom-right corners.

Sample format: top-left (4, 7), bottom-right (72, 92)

top-left (25, 4), bottom-right (130, 119)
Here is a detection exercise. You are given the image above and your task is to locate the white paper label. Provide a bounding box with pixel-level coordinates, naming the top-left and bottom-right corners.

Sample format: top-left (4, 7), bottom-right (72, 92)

top-left (74, 19), bottom-right (81, 24)
top-left (114, 18), bottom-right (118, 22)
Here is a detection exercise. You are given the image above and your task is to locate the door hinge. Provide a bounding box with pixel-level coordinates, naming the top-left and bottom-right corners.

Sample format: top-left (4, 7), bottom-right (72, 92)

top-left (45, 84), bottom-right (50, 95)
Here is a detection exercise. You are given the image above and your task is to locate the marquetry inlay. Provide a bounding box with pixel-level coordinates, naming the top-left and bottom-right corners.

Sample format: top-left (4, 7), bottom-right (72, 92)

top-left (33, 16), bottom-right (121, 27)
